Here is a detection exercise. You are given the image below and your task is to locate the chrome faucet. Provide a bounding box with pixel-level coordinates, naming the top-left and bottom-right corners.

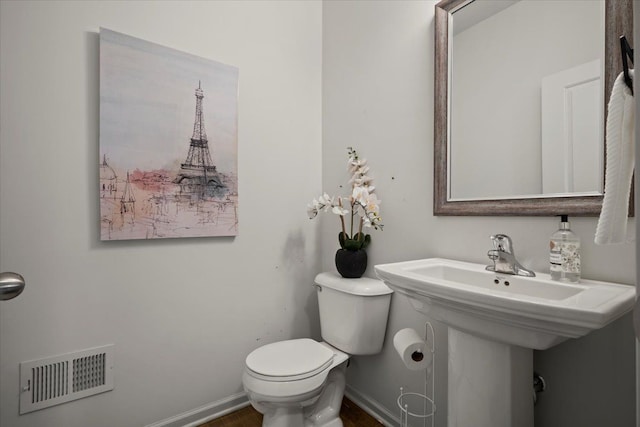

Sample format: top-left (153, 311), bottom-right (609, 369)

top-left (486, 234), bottom-right (535, 277)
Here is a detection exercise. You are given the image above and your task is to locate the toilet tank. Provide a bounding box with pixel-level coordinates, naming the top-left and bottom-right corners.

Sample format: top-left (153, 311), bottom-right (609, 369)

top-left (315, 272), bottom-right (393, 355)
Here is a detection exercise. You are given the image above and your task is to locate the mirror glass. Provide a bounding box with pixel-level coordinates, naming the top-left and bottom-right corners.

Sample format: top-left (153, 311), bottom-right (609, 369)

top-left (450, 0), bottom-right (604, 201)
top-left (434, 0), bottom-right (632, 216)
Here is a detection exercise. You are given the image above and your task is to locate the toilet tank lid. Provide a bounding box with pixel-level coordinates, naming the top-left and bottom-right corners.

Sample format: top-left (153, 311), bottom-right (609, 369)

top-left (314, 272), bottom-right (393, 296)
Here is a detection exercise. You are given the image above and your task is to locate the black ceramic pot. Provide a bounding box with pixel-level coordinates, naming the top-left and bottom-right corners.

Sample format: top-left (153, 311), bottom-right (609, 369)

top-left (335, 249), bottom-right (367, 278)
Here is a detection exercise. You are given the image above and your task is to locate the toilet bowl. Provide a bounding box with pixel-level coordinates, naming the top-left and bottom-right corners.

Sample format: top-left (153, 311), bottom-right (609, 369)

top-left (242, 272), bottom-right (393, 427)
top-left (243, 339), bottom-right (349, 427)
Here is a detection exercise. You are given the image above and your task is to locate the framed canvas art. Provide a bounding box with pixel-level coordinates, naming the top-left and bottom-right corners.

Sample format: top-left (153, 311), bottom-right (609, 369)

top-left (99, 28), bottom-right (238, 240)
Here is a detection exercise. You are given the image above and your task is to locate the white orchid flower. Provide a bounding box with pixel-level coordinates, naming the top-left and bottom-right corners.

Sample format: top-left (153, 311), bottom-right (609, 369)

top-left (364, 212), bottom-right (383, 229)
top-left (332, 205), bottom-right (348, 216)
top-left (351, 175), bottom-right (373, 187)
top-left (307, 204), bottom-right (318, 219)
top-left (348, 158), bottom-right (367, 173)
top-left (351, 186), bottom-right (370, 205)
top-left (365, 193), bottom-right (381, 213)
top-left (318, 193), bottom-right (332, 206)
top-left (356, 165), bottom-right (370, 176)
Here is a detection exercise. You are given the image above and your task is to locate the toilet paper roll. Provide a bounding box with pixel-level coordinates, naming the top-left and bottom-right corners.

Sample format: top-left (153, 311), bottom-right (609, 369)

top-left (393, 328), bottom-right (431, 371)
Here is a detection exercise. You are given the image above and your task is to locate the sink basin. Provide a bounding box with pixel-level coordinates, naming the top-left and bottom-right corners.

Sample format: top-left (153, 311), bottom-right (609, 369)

top-left (375, 258), bottom-right (635, 427)
top-left (375, 258), bottom-right (635, 350)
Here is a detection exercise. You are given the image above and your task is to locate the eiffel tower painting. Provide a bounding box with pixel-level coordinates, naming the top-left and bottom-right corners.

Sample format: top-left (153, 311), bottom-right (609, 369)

top-left (99, 28), bottom-right (238, 240)
top-left (173, 82), bottom-right (226, 199)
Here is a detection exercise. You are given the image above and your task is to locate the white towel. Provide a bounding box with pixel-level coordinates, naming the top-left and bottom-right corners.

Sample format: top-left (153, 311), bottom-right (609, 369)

top-left (595, 70), bottom-right (635, 245)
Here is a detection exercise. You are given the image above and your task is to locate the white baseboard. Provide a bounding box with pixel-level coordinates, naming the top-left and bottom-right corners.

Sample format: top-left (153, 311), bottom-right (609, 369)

top-left (146, 386), bottom-right (398, 427)
top-left (145, 392), bottom-right (250, 427)
top-left (345, 385), bottom-right (399, 427)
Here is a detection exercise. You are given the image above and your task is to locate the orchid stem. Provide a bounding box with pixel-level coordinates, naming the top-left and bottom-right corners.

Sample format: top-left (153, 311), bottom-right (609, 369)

top-left (350, 202), bottom-right (355, 239)
top-left (338, 198), bottom-right (347, 236)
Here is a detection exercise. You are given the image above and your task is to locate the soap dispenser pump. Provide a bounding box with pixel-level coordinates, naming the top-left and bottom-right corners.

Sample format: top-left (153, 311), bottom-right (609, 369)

top-left (549, 215), bottom-right (581, 283)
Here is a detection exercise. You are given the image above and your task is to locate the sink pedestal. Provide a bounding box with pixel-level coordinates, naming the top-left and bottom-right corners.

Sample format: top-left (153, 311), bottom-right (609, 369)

top-left (448, 329), bottom-right (532, 427)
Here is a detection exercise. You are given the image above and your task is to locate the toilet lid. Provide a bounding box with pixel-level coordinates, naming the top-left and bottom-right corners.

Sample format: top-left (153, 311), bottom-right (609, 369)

top-left (246, 338), bottom-right (334, 379)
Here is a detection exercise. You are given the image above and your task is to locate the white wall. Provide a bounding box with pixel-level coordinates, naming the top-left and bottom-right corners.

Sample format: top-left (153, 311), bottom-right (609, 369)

top-left (322, 2), bottom-right (635, 427)
top-left (0, 2), bottom-right (322, 427)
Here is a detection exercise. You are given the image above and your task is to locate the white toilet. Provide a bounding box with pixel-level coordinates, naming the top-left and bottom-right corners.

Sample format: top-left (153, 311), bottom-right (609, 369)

top-left (242, 272), bottom-right (393, 427)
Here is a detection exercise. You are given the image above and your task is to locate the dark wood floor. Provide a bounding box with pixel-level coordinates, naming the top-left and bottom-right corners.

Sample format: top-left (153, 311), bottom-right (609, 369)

top-left (199, 397), bottom-right (383, 427)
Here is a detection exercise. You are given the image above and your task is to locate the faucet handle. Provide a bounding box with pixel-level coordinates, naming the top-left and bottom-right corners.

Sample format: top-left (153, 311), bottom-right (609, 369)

top-left (490, 234), bottom-right (513, 253)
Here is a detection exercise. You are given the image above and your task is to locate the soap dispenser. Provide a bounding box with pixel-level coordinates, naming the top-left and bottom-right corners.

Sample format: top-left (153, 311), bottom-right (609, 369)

top-left (549, 215), bottom-right (581, 282)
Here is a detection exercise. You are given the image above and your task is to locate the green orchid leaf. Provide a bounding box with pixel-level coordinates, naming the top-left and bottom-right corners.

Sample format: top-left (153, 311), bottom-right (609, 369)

top-left (363, 234), bottom-right (371, 249)
top-left (338, 231), bottom-right (348, 249)
top-left (343, 239), bottom-right (362, 251)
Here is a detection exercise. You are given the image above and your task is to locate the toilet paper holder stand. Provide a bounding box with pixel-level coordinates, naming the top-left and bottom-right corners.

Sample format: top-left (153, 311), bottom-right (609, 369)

top-left (397, 322), bottom-right (436, 427)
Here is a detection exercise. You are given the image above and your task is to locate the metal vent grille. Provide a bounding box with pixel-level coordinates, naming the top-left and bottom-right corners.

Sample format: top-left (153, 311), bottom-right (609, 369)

top-left (20, 345), bottom-right (114, 414)
top-left (31, 360), bottom-right (69, 404)
top-left (73, 353), bottom-right (107, 392)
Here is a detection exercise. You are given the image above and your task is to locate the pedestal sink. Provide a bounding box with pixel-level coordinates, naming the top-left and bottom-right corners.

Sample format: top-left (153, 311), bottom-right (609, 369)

top-left (375, 258), bottom-right (635, 427)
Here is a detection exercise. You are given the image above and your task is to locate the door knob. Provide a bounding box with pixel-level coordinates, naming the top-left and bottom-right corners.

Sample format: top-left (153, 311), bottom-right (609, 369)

top-left (0, 272), bottom-right (25, 300)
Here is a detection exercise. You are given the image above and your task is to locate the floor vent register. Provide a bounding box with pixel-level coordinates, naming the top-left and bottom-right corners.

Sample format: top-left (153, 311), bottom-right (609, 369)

top-left (19, 344), bottom-right (114, 414)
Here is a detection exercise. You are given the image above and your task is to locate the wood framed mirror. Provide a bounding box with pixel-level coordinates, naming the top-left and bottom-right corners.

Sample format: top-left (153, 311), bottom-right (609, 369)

top-left (434, 0), bottom-right (633, 216)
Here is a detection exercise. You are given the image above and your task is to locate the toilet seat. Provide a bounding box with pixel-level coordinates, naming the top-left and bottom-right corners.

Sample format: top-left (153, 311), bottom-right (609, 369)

top-left (245, 338), bottom-right (334, 382)
top-left (243, 339), bottom-right (348, 399)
